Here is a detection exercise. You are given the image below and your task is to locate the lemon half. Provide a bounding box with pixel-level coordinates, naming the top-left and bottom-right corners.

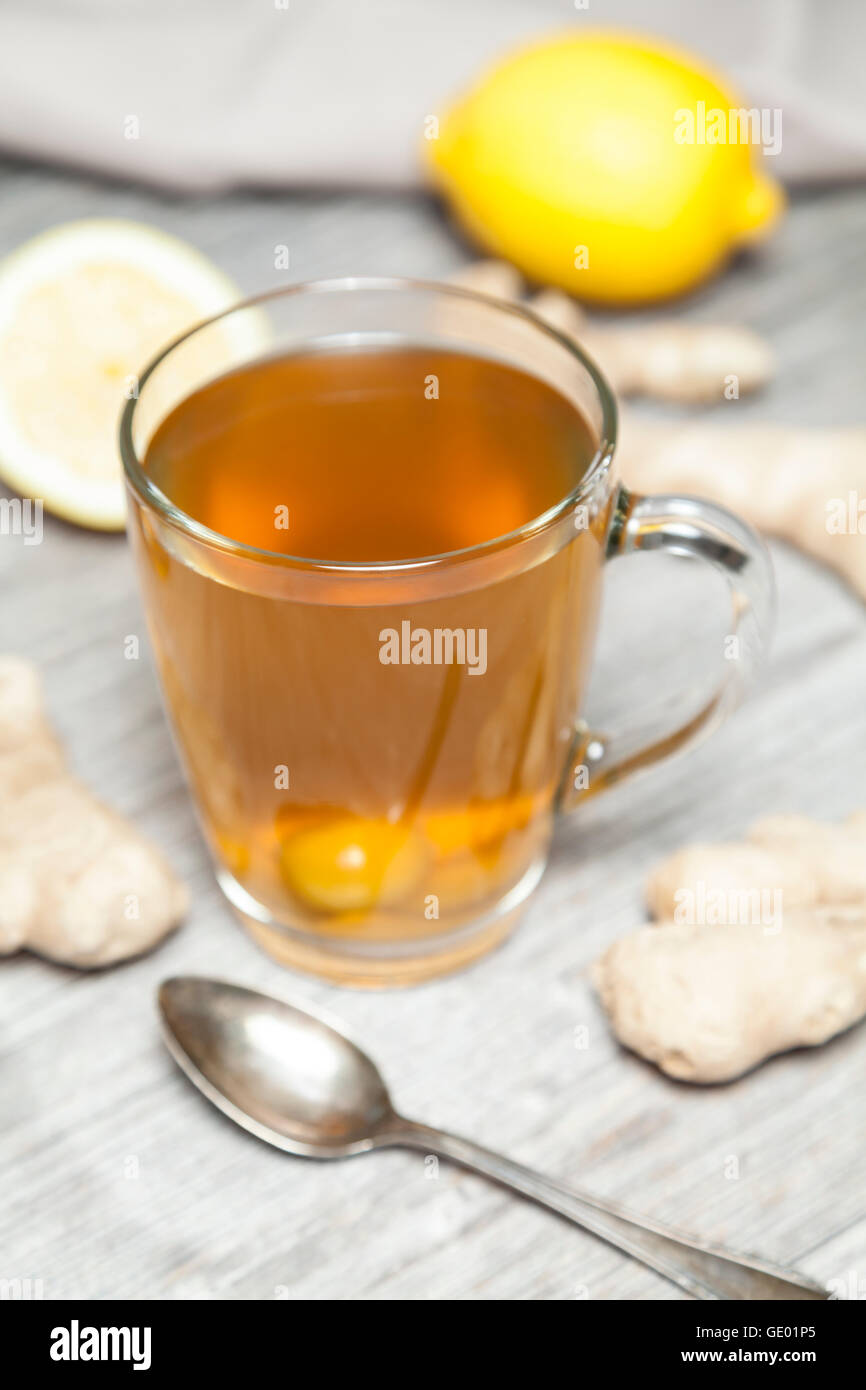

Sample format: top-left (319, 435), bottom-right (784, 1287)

top-left (0, 220), bottom-right (249, 529)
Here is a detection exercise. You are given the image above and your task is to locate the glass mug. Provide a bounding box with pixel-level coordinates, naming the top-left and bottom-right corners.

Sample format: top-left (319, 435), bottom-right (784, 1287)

top-left (120, 279), bottom-right (773, 986)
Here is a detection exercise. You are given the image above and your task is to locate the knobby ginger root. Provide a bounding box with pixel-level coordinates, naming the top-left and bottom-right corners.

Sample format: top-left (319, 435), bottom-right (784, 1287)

top-left (448, 258), bottom-right (525, 303)
top-left (448, 261), bottom-right (775, 402)
top-left (594, 911), bottom-right (866, 1083)
top-left (530, 288), bottom-right (774, 404)
top-left (594, 813), bottom-right (866, 1082)
top-left (647, 813), bottom-right (866, 921)
top-left (0, 656), bottom-right (188, 967)
top-left (619, 417), bottom-right (866, 601)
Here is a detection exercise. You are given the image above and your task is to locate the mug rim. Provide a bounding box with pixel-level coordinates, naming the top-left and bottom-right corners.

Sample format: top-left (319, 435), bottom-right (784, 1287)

top-left (118, 275), bottom-right (619, 575)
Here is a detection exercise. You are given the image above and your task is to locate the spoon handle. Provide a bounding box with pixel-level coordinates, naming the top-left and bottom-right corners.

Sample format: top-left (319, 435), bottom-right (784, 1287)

top-left (394, 1120), bottom-right (826, 1301)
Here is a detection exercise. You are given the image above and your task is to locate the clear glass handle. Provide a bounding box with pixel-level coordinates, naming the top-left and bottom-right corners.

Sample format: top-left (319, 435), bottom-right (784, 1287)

top-left (559, 486), bottom-right (775, 810)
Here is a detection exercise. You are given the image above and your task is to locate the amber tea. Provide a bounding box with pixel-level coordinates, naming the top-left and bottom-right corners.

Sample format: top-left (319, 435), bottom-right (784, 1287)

top-left (133, 344), bottom-right (607, 980)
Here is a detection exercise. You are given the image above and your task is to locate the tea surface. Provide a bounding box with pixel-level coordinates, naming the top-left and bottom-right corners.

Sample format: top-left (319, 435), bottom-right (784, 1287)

top-left (144, 347), bottom-right (594, 560)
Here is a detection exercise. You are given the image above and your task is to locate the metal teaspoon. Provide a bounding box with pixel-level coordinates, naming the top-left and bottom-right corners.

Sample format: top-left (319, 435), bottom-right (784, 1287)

top-left (158, 976), bottom-right (827, 1301)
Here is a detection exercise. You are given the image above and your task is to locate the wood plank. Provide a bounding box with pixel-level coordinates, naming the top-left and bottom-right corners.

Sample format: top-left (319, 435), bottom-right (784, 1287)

top-left (1, 162), bottom-right (864, 1299)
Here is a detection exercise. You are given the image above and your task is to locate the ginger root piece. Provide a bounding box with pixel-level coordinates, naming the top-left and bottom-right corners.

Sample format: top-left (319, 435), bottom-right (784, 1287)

top-left (447, 260), bottom-right (775, 402)
top-left (648, 813), bottom-right (866, 920)
top-left (595, 813), bottom-right (866, 1082)
top-left (0, 656), bottom-right (188, 967)
top-left (619, 416), bottom-right (866, 601)
top-left (530, 288), bottom-right (774, 404)
top-left (447, 258), bottom-right (525, 302)
top-left (593, 911), bottom-right (866, 1083)
top-left (646, 842), bottom-right (819, 924)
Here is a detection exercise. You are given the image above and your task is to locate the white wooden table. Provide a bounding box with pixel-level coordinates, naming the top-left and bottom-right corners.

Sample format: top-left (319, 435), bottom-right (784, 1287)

top-left (1, 160), bottom-right (865, 1300)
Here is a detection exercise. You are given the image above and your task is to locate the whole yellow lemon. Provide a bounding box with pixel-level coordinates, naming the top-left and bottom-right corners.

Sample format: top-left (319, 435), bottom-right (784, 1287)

top-left (428, 32), bottom-right (784, 304)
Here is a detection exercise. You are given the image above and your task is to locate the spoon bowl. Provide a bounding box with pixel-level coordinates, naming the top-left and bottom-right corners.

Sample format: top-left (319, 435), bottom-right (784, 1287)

top-left (159, 976), bottom-right (395, 1155)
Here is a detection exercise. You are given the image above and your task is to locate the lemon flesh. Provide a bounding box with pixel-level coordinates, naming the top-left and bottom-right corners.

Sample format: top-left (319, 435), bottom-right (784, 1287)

top-left (429, 33), bottom-right (784, 304)
top-left (0, 220), bottom-right (248, 529)
top-left (280, 817), bottom-right (430, 916)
